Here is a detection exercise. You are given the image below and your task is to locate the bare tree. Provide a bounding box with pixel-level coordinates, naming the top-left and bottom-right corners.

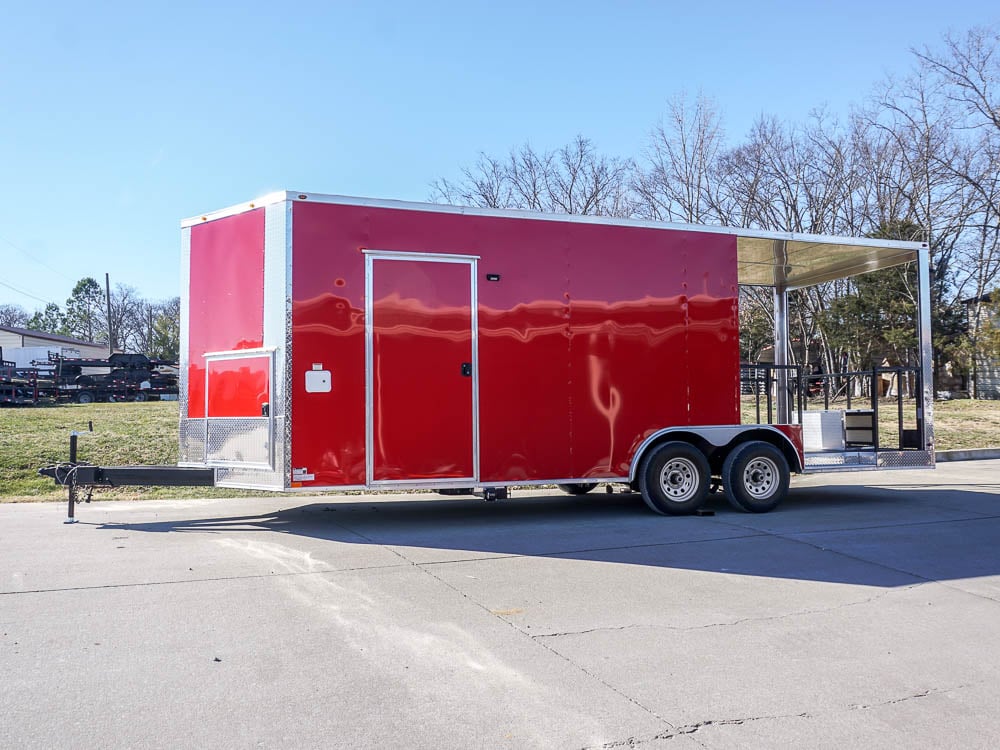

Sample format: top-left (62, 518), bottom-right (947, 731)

top-left (635, 92), bottom-right (726, 223)
top-left (0, 303), bottom-right (29, 328)
top-left (912, 25), bottom-right (1000, 395)
top-left (428, 23), bottom-right (1000, 393)
top-left (431, 136), bottom-right (635, 217)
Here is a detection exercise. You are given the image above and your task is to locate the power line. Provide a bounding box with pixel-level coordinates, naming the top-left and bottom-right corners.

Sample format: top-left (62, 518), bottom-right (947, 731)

top-left (0, 278), bottom-right (58, 306)
top-left (0, 233), bottom-right (77, 283)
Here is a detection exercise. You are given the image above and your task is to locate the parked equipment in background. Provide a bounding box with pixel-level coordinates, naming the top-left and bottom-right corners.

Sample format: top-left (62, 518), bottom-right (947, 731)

top-left (41, 191), bottom-right (935, 519)
top-left (40, 352), bottom-right (178, 403)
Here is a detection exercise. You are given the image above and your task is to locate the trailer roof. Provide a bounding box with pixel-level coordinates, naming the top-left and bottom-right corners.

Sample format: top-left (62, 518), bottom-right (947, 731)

top-left (183, 191), bottom-right (926, 289)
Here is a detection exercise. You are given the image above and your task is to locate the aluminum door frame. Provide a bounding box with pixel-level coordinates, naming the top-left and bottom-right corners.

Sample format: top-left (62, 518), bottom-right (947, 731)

top-left (364, 250), bottom-right (480, 487)
top-left (202, 346), bottom-right (276, 470)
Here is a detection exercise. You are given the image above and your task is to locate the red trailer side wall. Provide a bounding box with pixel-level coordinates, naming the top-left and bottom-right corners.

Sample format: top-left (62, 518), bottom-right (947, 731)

top-left (187, 209), bottom-right (265, 418)
top-left (290, 201), bottom-right (738, 487)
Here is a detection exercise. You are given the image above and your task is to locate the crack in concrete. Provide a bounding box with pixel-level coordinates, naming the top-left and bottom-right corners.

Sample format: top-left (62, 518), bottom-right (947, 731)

top-left (585, 712), bottom-right (812, 748)
top-left (358, 533), bottom-right (677, 731)
top-left (533, 624), bottom-right (643, 639)
top-left (533, 586), bottom-right (908, 640)
top-left (847, 683), bottom-right (971, 710)
top-left (586, 683), bottom-right (975, 748)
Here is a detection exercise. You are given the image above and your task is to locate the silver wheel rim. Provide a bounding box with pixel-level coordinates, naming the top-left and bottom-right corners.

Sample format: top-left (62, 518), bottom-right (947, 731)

top-left (743, 457), bottom-right (779, 499)
top-left (658, 458), bottom-right (700, 502)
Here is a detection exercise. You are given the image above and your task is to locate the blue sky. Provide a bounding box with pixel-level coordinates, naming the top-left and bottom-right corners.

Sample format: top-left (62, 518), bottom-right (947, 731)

top-left (1, 1), bottom-right (995, 310)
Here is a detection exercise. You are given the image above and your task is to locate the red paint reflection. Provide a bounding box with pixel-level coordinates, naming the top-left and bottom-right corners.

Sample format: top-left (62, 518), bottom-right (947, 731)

top-left (207, 357), bottom-right (270, 418)
top-left (289, 200), bottom-right (739, 487)
top-left (187, 209), bottom-right (265, 418)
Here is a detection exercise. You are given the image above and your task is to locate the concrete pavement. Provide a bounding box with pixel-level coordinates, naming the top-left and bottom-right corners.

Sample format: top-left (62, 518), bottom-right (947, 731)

top-left (2, 460), bottom-right (1000, 748)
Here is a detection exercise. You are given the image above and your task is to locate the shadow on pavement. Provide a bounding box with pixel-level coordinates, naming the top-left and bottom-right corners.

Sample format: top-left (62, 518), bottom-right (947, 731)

top-left (93, 483), bottom-right (1000, 588)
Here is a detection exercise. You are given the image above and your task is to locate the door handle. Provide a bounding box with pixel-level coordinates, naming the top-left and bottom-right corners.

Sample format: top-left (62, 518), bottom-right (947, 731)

top-left (461, 362), bottom-right (472, 377)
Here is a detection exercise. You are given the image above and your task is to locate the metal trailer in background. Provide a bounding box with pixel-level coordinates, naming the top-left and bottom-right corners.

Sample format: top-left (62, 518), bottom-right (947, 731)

top-left (0, 358), bottom-right (38, 405)
top-left (42, 191), bottom-right (933, 520)
top-left (43, 353), bottom-right (179, 403)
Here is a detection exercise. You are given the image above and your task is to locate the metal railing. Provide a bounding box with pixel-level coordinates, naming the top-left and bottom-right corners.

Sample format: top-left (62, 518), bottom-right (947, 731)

top-left (740, 363), bottom-right (924, 452)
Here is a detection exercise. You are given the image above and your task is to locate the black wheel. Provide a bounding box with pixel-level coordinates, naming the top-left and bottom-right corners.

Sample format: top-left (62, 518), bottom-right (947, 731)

top-left (557, 483), bottom-right (596, 495)
top-left (638, 441), bottom-right (711, 515)
top-left (76, 391), bottom-right (95, 404)
top-left (722, 441), bottom-right (790, 513)
top-left (134, 392), bottom-right (148, 402)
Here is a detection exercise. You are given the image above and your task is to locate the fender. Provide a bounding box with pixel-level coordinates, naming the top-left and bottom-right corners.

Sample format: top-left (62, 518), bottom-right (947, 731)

top-left (629, 424), bottom-right (804, 482)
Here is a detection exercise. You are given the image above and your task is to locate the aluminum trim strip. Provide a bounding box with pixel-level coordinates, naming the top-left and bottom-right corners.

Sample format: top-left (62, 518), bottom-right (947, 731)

top-left (365, 253), bottom-right (374, 485)
top-left (470, 259), bottom-right (480, 481)
top-left (213, 481), bottom-right (285, 491)
top-left (369, 477), bottom-right (478, 487)
top-left (283, 484), bottom-right (368, 493)
top-left (178, 226), bottom-right (192, 462)
top-left (364, 251), bottom-right (479, 484)
top-left (292, 193), bottom-right (925, 252)
top-left (362, 249), bottom-right (481, 262)
top-left (203, 351), bottom-right (276, 469)
top-left (917, 245), bottom-right (935, 457)
top-left (184, 191), bottom-right (925, 253)
top-left (180, 191), bottom-right (289, 227)
top-left (282, 477), bottom-right (628, 491)
top-left (801, 464), bottom-right (880, 474)
top-left (203, 347), bottom-right (277, 360)
top-left (207, 461), bottom-right (274, 470)
top-left (479, 478), bottom-right (627, 487)
top-left (263, 200), bottom-right (288, 483)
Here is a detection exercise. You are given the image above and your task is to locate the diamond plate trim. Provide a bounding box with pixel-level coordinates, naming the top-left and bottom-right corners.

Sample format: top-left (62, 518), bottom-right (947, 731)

top-left (877, 450), bottom-right (934, 468)
top-left (214, 464), bottom-right (284, 490)
top-left (803, 451), bottom-right (877, 468)
top-left (804, 450), bottom-right (933, 472)
top-left (206, 417), bottom-right (272, 466)
top-left (283, 202), bottom-right (293, 491)
top-left (180, 418), bottom-right (206, 464)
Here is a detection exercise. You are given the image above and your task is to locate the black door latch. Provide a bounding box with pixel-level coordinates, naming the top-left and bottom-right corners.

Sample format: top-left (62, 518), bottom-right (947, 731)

top-left (461, 362), bottom-right (472, 377)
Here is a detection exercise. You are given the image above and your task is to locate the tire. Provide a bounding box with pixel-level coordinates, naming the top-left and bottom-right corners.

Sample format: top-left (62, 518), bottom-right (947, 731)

top-left (722, 441), bottom-right (790, 513)
top-left (76, 391), bottom-right (95, 404)
top-left (638, 441), bottom-right (711, 515)
top-left (557, 483), bottom-right (596, 495)
top-left (134, 392), bottom-right (148, 402)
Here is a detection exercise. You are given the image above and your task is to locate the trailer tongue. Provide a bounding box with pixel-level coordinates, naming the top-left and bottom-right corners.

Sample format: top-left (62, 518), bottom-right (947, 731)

top-left (40, 191), bottom-right (933, 520)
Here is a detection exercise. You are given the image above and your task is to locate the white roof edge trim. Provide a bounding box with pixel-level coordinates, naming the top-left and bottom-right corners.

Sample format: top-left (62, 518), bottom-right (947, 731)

top-left (180, 190), bottom-right (927, 252)
top-left (180, 191), bottom-right (291, 227)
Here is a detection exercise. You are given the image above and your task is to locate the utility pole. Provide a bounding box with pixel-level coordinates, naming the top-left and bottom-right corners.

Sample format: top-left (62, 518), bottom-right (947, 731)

top-left (105, 273), bottom-right (115, 354)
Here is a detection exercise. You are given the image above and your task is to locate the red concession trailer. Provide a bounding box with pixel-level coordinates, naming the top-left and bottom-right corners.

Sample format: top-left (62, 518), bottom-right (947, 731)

top-left (174, 191), bottom-right (934, 515)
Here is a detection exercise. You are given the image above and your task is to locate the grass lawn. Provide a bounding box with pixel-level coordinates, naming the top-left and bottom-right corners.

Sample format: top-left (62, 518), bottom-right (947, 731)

top-left (0, 402), bottom-right (257, 503)
top-left (2, 399), bottom-right (999, 503)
